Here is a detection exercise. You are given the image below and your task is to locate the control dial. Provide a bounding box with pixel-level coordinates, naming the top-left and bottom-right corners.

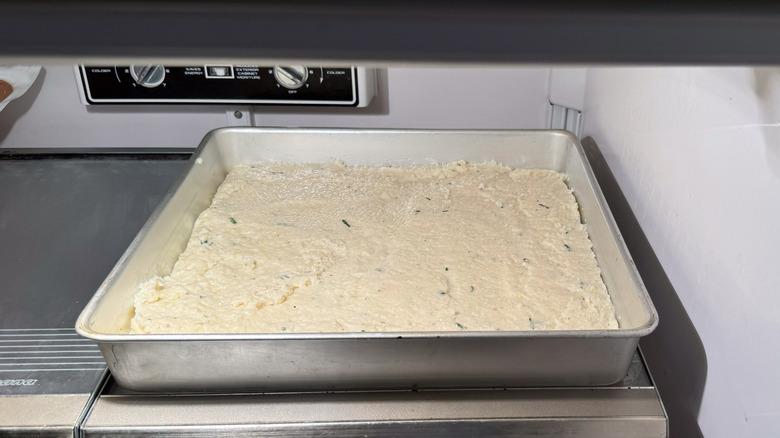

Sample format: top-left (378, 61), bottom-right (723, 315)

top-left (273, 66), bottom-right (308, 89)
top-left (130, 65), bottom-right (166, 88)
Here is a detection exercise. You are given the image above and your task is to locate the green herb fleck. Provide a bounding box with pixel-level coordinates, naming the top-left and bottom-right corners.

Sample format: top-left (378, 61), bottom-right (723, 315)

top-left (200, 240), bottom-right (208, 245)
top-left (281, 326), bottom-right (287, 331)
top-left (529, 318), bottom-right (536, 330)
top-left (522, 258), bottom-right (530, 263)
top-left (564, 244), bottom-right (572, 252)
top-left (199, 295), bottom-right (205, 299)
top-left (470, 286), bottom-right (475, 292)
top-left (425, 197), bottom-right (431, 201)
top-left (538, 203), bottom-right (549, 209)
top-left (342, 219), bottom-right (351, 227)
top-left (375, 268), bottom-right (383, 272)
top-left (361, 329), bottom-right (366, 332)
top-left (229, 217), bottom-right (237, 224)
top-left (455, 322), bottom-right (465, 329)
top-left (413, 209), bottom-right (421, 214)
top-left (445, 267), bottom-right (449, 271)
top-left (438, 291), bottom-right (447, 296)
top-left (442, 209), bottom-right (449, 212)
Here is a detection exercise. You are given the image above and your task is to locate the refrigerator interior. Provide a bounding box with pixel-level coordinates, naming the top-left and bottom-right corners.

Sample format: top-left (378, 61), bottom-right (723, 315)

top-left (1, 5), bottom-right (779, 437)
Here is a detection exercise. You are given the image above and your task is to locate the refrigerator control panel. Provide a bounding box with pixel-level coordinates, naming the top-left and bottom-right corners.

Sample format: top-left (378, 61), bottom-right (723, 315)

top-left (76, 65), bottom-right (375, 107)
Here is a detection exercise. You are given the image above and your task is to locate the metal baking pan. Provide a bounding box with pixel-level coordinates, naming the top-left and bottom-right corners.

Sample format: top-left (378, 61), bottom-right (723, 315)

top-left (76, 128), bottom-right (657, 392)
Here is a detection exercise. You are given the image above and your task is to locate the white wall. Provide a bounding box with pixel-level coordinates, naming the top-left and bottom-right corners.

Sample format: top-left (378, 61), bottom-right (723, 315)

top-left (0, 65), bottom-right (551, 149)
top-left (583, 67), bottom-right (780, 437)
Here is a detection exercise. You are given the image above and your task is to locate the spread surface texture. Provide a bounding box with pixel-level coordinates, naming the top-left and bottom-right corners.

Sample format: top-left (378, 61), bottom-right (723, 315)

top-left (131, 161), bottom-right (618, 334)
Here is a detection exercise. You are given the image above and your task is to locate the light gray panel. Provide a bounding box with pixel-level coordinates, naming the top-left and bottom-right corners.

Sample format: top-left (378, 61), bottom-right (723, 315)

top-left (0, 394), bottom-right (89, 435)
top-left (84, 387), bottom-right (665, 437)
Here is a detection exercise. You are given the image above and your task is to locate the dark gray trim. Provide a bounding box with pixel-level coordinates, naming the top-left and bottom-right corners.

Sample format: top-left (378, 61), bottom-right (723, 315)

top-left (2, 1), bottom-right (780, 64)
top-left (0, 148), bottom-right (193, 160)
top-left (581, 136), bottom-right (706, 438)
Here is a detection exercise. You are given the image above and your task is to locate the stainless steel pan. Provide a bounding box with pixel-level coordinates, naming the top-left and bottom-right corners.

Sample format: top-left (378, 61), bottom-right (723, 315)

top-left (76, 128), bottom-right (657, 392)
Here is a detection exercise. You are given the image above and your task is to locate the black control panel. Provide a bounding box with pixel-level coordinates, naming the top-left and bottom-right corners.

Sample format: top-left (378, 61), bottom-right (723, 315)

top-left (78, 65), bottom-right (361, 106)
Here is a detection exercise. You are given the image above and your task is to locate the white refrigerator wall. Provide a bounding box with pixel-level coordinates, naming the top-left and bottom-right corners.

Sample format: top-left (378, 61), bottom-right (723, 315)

top-left (0, 65), bottom-right (551, 149)
top-left (583, 67), bottom-right (780, 437)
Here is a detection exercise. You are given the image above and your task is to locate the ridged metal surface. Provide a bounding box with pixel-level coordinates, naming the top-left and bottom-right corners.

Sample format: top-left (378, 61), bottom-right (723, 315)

top-left (0, 328), bottom-right (106, 396)
top-left (0, 328), bottom-right (104, 373)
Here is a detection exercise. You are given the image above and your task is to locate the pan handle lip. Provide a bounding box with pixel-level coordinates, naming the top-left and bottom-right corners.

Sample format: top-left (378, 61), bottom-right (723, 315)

top-left (75, 325), bottom-right (657, 343)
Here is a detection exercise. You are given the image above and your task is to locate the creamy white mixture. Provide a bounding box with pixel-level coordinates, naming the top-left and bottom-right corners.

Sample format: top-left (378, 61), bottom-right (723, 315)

top-left (131, 161), bottom-right (618, 334)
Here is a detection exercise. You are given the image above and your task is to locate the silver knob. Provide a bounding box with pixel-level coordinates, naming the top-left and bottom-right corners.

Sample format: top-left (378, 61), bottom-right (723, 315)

top-left (273, 66), bottom-right (308, 89)
top-left (130, 65), bottom-right (166, 88)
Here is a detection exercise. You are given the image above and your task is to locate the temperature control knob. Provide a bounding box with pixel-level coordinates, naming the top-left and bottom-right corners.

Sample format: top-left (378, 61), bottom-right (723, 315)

top-left (130, 65), bottom-right (166, 88)
top-left (273, 66), bottom-right (308, 89)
